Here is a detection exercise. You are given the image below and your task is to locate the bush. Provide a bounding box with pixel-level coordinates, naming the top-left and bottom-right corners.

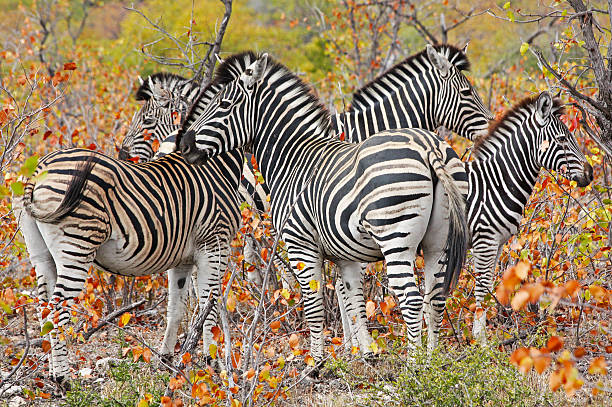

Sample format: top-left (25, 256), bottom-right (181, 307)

top-left (327, 343), bottom-right (554, 407)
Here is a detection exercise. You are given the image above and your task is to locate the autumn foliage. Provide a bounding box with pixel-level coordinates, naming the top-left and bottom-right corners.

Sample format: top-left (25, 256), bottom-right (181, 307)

top-left (1, 0), bottom-right (611, 405)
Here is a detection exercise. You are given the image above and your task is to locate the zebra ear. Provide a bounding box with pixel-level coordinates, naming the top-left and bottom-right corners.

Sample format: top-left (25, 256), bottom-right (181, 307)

top-left (462, 42), bottom-right (469, 55)
top-left (252, 53), bottom-right (268, 82)
top-left (426, 44), bottom-right (451, 77)
top-left (536, 91), bottom-right (554, 122)
top-left (242, 53), bottom-right (268, 89)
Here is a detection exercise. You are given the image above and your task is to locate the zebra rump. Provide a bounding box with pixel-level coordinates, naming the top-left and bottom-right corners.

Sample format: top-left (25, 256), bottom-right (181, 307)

top-left (24, 154), bottom-right (97, 224)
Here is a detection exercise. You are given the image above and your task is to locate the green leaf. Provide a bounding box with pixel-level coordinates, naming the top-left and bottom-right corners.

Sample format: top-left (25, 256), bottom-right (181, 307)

top-left (503, 1), bottom-right (511, 9)
top-left (239, 200), bottom-right (251, 211)
top-left (10, 181), bottom-right (24, 196)
top-left (507, 10), bottom-right (515, 22)
top-left (520, 42), bottom-right (529, 56)
top-left (21, 155), bottom-right (38, 177)
top-left (41, 321), bottom-right (54, 336)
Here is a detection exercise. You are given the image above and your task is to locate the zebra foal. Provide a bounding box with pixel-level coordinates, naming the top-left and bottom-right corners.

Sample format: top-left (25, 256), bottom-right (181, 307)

top-left (178, 52), bottom-right (470, 368)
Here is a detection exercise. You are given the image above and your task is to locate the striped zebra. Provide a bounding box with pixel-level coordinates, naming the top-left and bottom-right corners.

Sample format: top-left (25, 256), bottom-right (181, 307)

top-left (13, 135), bottom-right (245, 387)
top-left (466, 92), bottom-right (592, 342)
top-left (177, 53), bottom-right (470, 368)
top-left (124, 45), bottom-right (492, 351)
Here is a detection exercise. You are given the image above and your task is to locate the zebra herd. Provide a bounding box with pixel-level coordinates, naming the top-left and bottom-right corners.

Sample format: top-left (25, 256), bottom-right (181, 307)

top-left (13, 44), bottom-right (593, 388)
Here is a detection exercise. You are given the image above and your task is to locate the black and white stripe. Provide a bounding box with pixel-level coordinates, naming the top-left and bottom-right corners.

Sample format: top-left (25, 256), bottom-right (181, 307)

top-left (177, 53), bottom-right (470, 365)
top-left (466, 92), bottom-right (593, 341)
top-left (12, 67), bottom-right (252, 386)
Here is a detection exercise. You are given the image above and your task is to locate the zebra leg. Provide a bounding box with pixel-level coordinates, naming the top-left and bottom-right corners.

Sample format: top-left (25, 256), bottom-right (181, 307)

top-left (422, 182), bottom-right (452, 354)
top-left (286, 242), bottom-right (325, 365)
top-left (384, 247), bottom-right (423, 350)
top-left (472, 242), bottom-right (503, 344)
top-left (336, 260), bottom-right (373, 356)
top-left (334, 278), bottom-right (355, 353)
top-left (243, 234), bottom-right (263, 286)
top-left (159, 265), bottom-right (194, 361)
top-left (194, 247), bottom-right (227, 362)
top-left (18, 213), bottom-right (58, 378)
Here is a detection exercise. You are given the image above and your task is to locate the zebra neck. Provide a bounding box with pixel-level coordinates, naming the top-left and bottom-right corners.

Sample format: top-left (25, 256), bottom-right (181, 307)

top-left (251, 96), bottom-right (342, 218)
top-left (336, 72), bottom-right (439, 143)
top-left (468, 139), bottom-right (541, 214)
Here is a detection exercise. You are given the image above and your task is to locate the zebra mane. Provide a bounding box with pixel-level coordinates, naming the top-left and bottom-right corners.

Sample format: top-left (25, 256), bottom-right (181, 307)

top-left (177, 51), bottom-right (332, 147)
top-left (255, 54), bottom-right (333, 135)
top-left (473, 94), bottom-right (565, 157)
top-left (176, 51), bottom-right (259, 147)
top-left (135, 72), bottom-right (192, 101)
top-left (350, 44), bottom-right (470, 111)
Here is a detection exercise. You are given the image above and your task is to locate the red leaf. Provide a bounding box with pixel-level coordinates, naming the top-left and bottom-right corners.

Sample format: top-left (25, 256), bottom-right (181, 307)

top-left (63, 62), bottom-right (77, 71)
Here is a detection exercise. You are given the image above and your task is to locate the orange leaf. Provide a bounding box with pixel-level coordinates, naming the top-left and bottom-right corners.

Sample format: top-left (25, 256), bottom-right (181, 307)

top-left (547, 336), bottom-right (563, 352)
top-left (160, 396), bottom-right (172, 407)
top-left (261, 248), bottom-right (268, 262)
top-left (510, 347), bottom-right (528, 367)
top-left (41, 308), bottom-right (50, 319)
top-left (511, 290), bottom-right (530, 311)
top-left (211, 326), bottom-right (222, 342)
top-left (41, 340), bottom-right (51, 353)
top-left (288, 333), bottom-right (299, 350)
top-left (182, 352), bottom-right (192, 365)
top-left (331, 337), bottom-right (342, 345)
top-left (549, 369), bottom-right (563, 391)
top-left (304, 354), bottom-right (315, 367)
top-left (564, 280), bottom-right (581, 298)
top-left (533, 355), bottom-right (551, 374)
top-left (142, 347), bottom-right (152, 363)
top-left (63, 62), bottom-right (77, 71)
top-left (514, 261), bottom-right (530, 280)
top-left (270, 320), bottom-right (281, 333)
top-left (366, 300), bottom-right (376, 319)
top-left (588, 285), bottom-right (607, 302)
top-left (246, 368), bottom-right (255, 380)
top-left (574, 347), bottom-right (586, 358)
top-left (588, 356), bottom-right (607, 375)
top-left (151, 139), bottom-right (160, 153)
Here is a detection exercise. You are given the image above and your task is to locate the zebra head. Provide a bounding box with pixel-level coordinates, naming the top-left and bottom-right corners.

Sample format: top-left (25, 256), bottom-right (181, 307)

top-left (532, 92), bottom-right (593, 187)
top-left (120, 73), bottom-right (197, 162)
top-left (179, 53), bottom-right (268, 165)
top-left (426, 44), bottom-right (493, 141)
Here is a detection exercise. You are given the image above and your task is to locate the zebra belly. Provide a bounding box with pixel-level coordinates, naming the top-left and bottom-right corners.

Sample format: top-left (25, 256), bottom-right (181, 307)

top-left (94, 236), bottom-right (193, 276)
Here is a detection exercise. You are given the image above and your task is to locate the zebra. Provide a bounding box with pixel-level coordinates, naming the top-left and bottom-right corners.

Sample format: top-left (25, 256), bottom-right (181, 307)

top-left (11, 61), bottom-right (256, 386)
top-left (123, 45), bottom-right (492, 351)
top-left (177, 52), bottom-right (470, 368)
top-left (466, 92), bottom-right (593, 342)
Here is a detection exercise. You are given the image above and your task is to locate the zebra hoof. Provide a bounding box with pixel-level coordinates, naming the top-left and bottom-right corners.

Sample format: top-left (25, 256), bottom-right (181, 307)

top-left (53, 376), bottom-right (71, 394)
top-left (159, 354), bottom-right (174, 367)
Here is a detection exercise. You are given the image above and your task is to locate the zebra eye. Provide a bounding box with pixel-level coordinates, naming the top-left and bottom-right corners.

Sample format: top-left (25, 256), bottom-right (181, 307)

top-left (459, 88), bottom-right (472, 97)
top-left (245, 68), bottom-right (253, 76)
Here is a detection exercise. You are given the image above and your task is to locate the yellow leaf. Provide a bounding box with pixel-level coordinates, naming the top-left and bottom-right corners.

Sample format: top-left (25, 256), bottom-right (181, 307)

top-left (304, 355), bottom-right (315, 367)
top-left (227, 290), bottom-right (237, 312)
top-left (309, 279), bottom-right (320, 292)
top-left (520, 42), bottom-right (529, 56)
top-left (209, 344), bottom-right (218, 359)
top-left (280, 288), bottom-right (290, 300)
top-left (119, 312), bottom-right (131, 327)
top-left (503, 1), bottom-right (511, 9)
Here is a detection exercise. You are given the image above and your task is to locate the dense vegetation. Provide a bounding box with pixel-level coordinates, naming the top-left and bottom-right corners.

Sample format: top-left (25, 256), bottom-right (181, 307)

top-left (0, 1), bottom-right (610, 405)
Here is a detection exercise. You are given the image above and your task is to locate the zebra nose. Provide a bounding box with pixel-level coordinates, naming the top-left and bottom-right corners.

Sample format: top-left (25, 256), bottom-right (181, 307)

top-left (180, 130), bottom-right (196, 156)
top-left (118, 148), bottom-right (130, 161)
top-left (583, 162), bottom-right (594, 185)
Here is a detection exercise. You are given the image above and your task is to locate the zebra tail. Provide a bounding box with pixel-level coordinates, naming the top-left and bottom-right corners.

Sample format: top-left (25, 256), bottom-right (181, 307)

top-left (429, 152), bottom-right (469, 296)
top-left (30, 154), bottom-right (97, 224)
